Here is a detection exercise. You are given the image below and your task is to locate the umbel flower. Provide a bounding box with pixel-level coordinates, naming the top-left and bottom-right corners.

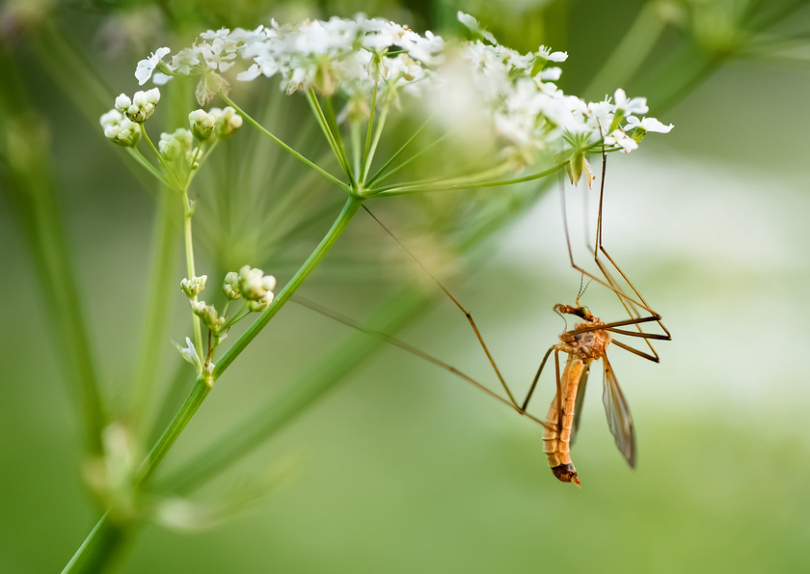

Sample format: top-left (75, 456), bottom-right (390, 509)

top-left (131, 12), bottom-right (672, 177)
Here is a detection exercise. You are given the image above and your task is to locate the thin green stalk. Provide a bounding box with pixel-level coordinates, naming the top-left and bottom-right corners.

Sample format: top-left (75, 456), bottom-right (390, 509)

top-left (324, 95), bottom-right (356, 187)
top-left (306, 89), bottom-right (354, 185)
top-left (366, 132), bottom-right (450, 188)
top-left (181, 189), bottom-right (204, 358)
top-left (130, 191), bottom-right (178, 432)
top-left (221, 93), bottom-right (350, 192)
top-left (364, 113), bottom-right (436, 188)
top-left (213, 195), bottom-right (364, 379)
top-left (368, 162), bottom-right (512, 196)
top-left (126, 148), bottom-right (171, 187)
top-left (360, 82), bottom-right (378, 179)
top-left (360, 93), bottom-right (390, 183)
top-left (351, 120), bottom-right (362, 177)
top-left (60, 513), bottom-right (128, 574)
top-left (371, 160), bottom-right (568, 196)
top-left (139, 124), bottom-right (170, 172)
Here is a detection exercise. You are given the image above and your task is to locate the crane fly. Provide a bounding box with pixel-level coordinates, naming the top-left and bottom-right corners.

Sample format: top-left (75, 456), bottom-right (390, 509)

top-left (293, 147), bottom-right (669, 486)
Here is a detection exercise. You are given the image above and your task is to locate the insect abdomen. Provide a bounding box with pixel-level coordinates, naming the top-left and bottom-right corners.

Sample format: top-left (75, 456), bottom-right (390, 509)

top-left (543, 355), bottom-right (584, 486)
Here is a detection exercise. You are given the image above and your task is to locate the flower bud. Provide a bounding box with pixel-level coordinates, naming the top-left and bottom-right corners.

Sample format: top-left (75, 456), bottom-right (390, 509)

top-left (210, 107), bottom-right (242, 139)
top-left (223, 271), bottom-right (241, 300)
top-left (190, 300), bottom-right (225, 332)
top-left (159, 128), bottom-right (194, 160)
top-left (115, 88), bottom-right (161, 123)
top-left (235, 266), bottom-right (276, 312)
top-left (188, 109), bottom-right (216, 141)
top-left (103, 117), bottom-right (141, 147)
top-left (180, 275), bottom-right (207, 298)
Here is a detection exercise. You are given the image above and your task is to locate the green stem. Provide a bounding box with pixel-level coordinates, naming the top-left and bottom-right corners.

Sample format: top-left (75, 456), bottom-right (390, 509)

top-left (220, 94), bottom-right (350, 192)
top-left (371, 160), bottom-right (568, 196)
top-left (181, 189), bottom-right (204, 359)
top-left (306, 89), bottom-right (354, 185)
top-left (360, 83), bottom-right (378, 180)
top-left (213, 195), bottom-right (364, 379)
top-left (60, 513), bottom-right (128, 574)
top-left (361, 90), bottom-right (389, 183)
top-left (125, 148), bottom-right (171, 188)
top-left (324, 95), bottom-right (356, 187)
top-left (130, 191), bottom-right (178, 433)
top-left (366, 132), bottom-right (450, 188)
top-left (364, 113), bottom-right (435, 188)
top-left (139, 124), bottom-right (170, 172)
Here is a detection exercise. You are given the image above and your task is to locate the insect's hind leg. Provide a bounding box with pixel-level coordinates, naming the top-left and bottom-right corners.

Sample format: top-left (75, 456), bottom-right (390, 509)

top-left (362, 204), bottom-right (527, 412)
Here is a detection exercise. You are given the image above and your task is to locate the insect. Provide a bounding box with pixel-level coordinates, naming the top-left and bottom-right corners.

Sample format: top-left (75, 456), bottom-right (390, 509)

top-left (294, 149), bottom-right (670, 485)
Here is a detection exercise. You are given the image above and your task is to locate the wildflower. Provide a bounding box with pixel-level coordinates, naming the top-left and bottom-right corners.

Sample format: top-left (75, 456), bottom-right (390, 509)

top-left (236, 266), bottom-right (276, 312)
top-left (188, 109), bottom-right (216, 141)
top-left (180, 275), bottom-right (207, 298)
top-left (210, 107), bottom-right (242, 139)
top-left (190, 300), bottom-right (226, 332)
top-left (175, 336), bottom-right (202, 371)
top-left (115, 88), bottom-right (160, 123)
top-left (158, 128), bottom-right (194, 161)
top-left (223, 272), bottom-right (241, 300)
top-left (135, 47), bottom-right (170, 85)
top-left (100, 109), bottom-right (140, 147)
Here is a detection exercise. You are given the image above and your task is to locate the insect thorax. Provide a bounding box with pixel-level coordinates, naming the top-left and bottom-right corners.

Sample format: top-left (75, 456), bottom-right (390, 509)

top-left (563, 319), bottom-right (611, 360)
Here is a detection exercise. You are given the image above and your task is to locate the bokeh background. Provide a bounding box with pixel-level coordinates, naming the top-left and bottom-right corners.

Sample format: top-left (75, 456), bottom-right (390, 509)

top-left (2, 0), bottom-right (810, 572)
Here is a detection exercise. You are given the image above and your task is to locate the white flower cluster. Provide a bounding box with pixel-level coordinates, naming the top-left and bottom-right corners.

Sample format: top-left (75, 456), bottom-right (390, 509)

top-left (100, 110), bottom-right (140, 147)
top-left (134, 16), bottom-right (444, 100)
top-left (223, 265), bottom-right (276, 312)
top-left (131, 12), bottom-right (671, 172)
top-left (115, 88), bottom-right (161, 123)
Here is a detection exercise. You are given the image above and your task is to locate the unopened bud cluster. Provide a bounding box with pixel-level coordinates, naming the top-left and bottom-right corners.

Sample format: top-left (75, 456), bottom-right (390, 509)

top-left (187, 106), bottom-right (242, 142)
top-left (100, 110), bottom-right (140, 147)
top-left (115, 88), bottom-right (161, 123)
top-left (224, 265), bottom-right (276, 312)
top-left (159, 128), bottom-right (195, 162)
top-left (180, 275), bottom-right (207, 298)
top-left (190, 300), bottom-right (226, 333)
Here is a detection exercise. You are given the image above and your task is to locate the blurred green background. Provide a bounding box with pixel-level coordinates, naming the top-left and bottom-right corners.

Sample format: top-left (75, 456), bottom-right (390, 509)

top-left (2, 0), bottom-right (810, 572)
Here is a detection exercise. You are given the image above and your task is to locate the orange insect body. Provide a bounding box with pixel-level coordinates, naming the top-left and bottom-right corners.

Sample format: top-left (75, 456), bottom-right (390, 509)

top-left (542, 307), bottom-right (611, 487)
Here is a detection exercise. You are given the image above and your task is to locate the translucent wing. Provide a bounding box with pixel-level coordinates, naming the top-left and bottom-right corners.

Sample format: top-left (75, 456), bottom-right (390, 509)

top-left (601, 355), bottom-right (636, 468)
top-left (571, 362), bottom-right (591, 446)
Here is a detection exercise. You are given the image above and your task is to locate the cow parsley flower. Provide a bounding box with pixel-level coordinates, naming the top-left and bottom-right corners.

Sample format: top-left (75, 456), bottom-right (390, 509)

top-left (127, 13), bottom-right (671, 178)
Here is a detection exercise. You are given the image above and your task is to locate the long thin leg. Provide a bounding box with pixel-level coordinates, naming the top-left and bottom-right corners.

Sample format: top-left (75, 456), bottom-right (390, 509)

top-left (290, 294), bottom-right (554, 430)
top-left (522, 346), bottom-right (555, 411)
top-left (362, 205), bottom-right (523, 409)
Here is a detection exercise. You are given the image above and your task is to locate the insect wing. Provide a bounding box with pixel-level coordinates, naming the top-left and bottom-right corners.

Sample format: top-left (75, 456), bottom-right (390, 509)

top-left (601, 355), bottom-right (636, 468)
top-left (571, 362), bottom-right (591, 446)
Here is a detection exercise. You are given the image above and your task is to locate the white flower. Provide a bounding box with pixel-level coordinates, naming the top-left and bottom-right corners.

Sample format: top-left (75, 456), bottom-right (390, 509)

top-left (613, 88), bottom-right (648, 115)
top-left (135, 47), bottom-right (170, 85)
top-left (538, 45), bottom-right (568, 62)
top-left (626, 116), bottom-right (674, 133)
top-left (175, 336), bottom-right (202, 371)
top-left (115, 88), bottom-right (160, 123)
top-left (100, 109), bottom-right (123, 129)
top-left (180, 275), bottom-right (207, 298)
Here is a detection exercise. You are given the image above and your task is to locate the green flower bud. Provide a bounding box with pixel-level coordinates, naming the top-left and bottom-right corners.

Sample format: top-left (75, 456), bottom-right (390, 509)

top-left (188, 109), bottom-right (216, 141)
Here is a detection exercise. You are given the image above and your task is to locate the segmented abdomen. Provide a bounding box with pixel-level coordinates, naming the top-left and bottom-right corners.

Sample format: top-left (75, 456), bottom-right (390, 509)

top-left (543, 354), bottom-right (585, 486)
